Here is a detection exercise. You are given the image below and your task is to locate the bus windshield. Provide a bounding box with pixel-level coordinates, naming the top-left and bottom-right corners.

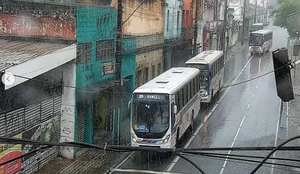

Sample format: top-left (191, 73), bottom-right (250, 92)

top-left (132, 94), bottom-right (169, 139)
top-left (249, 34), bottom-right (263, 46)
top-left (200, 71), bottom-right (209, 89)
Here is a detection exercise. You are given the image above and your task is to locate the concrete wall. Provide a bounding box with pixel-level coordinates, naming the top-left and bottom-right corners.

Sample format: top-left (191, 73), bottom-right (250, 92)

top-left (60, 61), bottom-right (76, 159)
top-left (122, 0), bottom-right (164, 35)
top-left (164, 0), bottom-right (183, 39)
top-left (136, 49), bottom-right (163, 87)
top-left (0, 0), bottom-right (76, 40)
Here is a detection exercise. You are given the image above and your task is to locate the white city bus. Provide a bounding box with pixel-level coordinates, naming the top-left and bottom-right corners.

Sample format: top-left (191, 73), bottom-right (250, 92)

top-left (249, 29), bottom-right (273, 55)
top-left (185, 50), bottom-right (224, 103)
top-left (251, 23), bottom-right (264, 32)
top-left (130, 67), bottom-right (201, 148)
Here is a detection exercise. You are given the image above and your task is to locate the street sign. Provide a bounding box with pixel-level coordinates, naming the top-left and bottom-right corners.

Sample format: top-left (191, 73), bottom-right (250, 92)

top-left (272, 48), bottom-right (294, 102)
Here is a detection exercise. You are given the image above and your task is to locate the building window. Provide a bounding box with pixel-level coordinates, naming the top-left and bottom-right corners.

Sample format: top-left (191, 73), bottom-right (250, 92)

top-left (157, 63), bottom-right (161, 75)
top-left (183, 10), bottom-right (185, 27)
top-left (137, 70), bottom-right (142, 86)
top-left (152, 65), bottom-right (155, 79)
top-left (77, 43), bottom-right (92, 64)
top-left (167, 10), bottom-right (170, 31)
top-left (144, 67), bottom-right (149, 83)
top-left (96, 40), bottom-right (115, 60)
top-left (186, 10), bottom-right (189, 27)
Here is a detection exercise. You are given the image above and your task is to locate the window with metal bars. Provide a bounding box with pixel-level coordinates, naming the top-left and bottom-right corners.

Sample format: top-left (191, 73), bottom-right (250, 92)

top-left (96, 40), bottom-right (115, 60)
top-left (77, 43), bottom-right (92, 64)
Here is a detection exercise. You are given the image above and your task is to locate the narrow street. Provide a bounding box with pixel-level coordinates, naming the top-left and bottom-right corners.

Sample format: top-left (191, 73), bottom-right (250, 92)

top-left (109, 22), bottom-right (293, 174)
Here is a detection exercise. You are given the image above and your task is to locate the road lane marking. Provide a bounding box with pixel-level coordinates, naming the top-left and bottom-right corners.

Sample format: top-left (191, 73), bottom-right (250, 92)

top-left (166, 55), bottom-right (254, 172)
top-left (271, 100), bottom-right (282, 174)
top-left (264, 67), bottom-right (266, 70)
top-left (247, 104), bottom-right (251, 110)
top-left (252, 94), bottom-right (255, 98)
top-left (108, 152), bottom-right (134, 174)
top-left (220, 115), bottom-right (245, 174)
top-left (259, 78), bottom-right (261, 82)
top-left (111, 168), bottom-right (183, 174)
top-left (256, 85), bottom-right (259, 89)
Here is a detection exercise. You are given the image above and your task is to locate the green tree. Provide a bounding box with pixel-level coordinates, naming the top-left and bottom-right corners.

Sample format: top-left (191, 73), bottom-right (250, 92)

top-left (272, 0), bottom-right (300, 38)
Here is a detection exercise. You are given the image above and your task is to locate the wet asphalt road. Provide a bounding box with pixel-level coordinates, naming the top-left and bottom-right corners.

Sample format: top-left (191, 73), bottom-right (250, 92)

top-left (110, 22), bottom-right (294, 174)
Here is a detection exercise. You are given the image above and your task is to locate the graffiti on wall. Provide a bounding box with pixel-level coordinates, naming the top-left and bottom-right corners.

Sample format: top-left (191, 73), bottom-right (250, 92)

top-left (0, 13), bottom-right (76, 39)
top-left (0, 134), bottom-right (22, 174)
top-left (60, 105), bottom-right (75, 159)
top-left (21, 116), bottom-right (60, 173)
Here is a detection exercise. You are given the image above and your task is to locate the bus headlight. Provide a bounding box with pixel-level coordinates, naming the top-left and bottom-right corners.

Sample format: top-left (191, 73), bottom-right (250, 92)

top-left (133, 137), bottom-right (137, 143)
top-left (163, 135), bottom-right (170, 144)
top-left (201, 91), bottom-right (208, 97)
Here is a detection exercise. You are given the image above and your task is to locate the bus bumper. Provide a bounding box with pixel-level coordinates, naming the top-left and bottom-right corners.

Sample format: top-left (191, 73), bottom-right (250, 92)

top-left (249, 47), bottom-right (263, 54)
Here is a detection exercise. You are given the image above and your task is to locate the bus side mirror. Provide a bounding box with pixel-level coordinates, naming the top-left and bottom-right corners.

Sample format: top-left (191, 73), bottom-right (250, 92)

top-left (128, 99), bottom-right (132, 109)
top-left (174, 105), bottom-right (178, 114)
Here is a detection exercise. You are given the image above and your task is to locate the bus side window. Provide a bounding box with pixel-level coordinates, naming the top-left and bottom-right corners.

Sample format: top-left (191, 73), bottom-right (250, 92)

top-left (189, 81), bottom-right (192, 99)
top-left (176, 92), bottom-right (181, 111)
top-left (171, 102), bottom-right (175, 127)
top-left (193, 79), bottom-right (196, 95)
top-left (181, 88), bottom-right (185, 107)
top-left (186, 84), bottom-right (189, 103)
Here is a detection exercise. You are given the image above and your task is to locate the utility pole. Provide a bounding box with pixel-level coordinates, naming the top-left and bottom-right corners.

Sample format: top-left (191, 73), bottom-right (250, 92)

top-left (241, 0), bottom-right (247, 45)
top-left (193, 0), bottom-right (200, 56)
top-left (115, 0), bottom-right (123, 83)
top-left (113, 0), bottom-right (123, 145)
top-left (254, 0), bottom-right (257, 23)
top-left (222, 0), bottom-right (228, 60)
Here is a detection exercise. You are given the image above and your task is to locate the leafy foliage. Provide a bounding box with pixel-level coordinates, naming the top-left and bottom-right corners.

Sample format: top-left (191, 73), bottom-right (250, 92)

top-left (273, 0), bottom-right (300, 38)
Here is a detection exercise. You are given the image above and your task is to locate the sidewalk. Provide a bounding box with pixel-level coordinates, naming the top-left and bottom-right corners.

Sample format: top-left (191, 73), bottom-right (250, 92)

top-left (274, 48), bottom-right (300, 173)
top-left (225, 42), bottom-right (248, 64)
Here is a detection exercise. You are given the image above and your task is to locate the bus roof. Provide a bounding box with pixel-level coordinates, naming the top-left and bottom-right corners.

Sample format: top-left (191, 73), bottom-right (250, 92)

top-left (185, 50), bottom-right (223, 65)
top-left (251, 29), bottom-right (273, 35)
top-left (133, 67), bottom-right (200, 95)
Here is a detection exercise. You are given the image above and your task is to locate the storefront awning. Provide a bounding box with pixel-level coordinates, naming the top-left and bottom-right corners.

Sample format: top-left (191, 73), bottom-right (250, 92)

top-left (0, 39), bottom-right (76, 90)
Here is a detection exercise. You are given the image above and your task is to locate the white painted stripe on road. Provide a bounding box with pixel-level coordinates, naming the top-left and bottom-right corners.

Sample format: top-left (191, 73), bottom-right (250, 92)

top-left (111, 168), bottom-right (183, 174)
top-left (220, 115), bottom-right (245, 174)
top-left (231, 141), bottom-right (235, 147)
top-left (259, 78), bottom-right (261, 82)
top-left (108, 152), bottom-right (134, 174)
top-left (166, 55), bottom-right (254, 172)
top-left (252, 94), bottom-right (255, 98)
top-left (247, 104), bottom-right (251, 110)
top-left (256, 85), bottom-right (259, 89)
top-left (239, 116), bottom-right (246, 128)
top-left (271, 101), bottom-right (282, 174)
top-left (264, 67), bottom-right (266, 70)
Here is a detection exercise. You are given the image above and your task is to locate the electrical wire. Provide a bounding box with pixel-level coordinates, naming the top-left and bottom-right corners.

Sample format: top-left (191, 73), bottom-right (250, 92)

top-left (183, 152), bottom-right (300, 173)
top-left (186, 151), bottom-right (300, 163)
top-left (0, 146), bottom-right (51, 167)
top-left (175, 152), bottom-right (206, 174)
top-left (198, 152), bottom-right (300, 170)
top-left (250, 135), bottom-right (300, 173)
top-left (2, 56), bottom-right (297, 97)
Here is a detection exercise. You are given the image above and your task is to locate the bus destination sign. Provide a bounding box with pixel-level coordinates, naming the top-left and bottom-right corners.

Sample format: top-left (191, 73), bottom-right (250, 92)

top-left (136, 94), bottom-right (167, 101)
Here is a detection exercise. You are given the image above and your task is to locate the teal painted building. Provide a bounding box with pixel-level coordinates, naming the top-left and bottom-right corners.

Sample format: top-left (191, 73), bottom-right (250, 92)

top-left (75, 6), bottom-right (137, 146)
top-left (75, 6), bottom-right (117, 145)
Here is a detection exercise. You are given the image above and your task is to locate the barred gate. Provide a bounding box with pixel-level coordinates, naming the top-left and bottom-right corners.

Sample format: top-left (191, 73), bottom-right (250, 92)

top-left (0, 95), bottom-right (62, 174)
top-left (76, 102), bottom-right (86, 143)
